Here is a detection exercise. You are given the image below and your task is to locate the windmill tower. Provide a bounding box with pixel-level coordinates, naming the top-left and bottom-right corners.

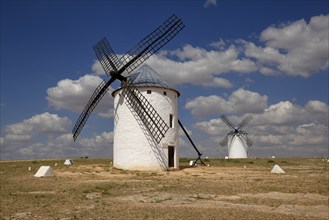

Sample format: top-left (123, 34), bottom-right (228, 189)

top-left (72, 15), bottom-right (189, 171)
top-left (220, 114), bottom-right (253, 158)
top-left (112, 65), bottom-right (179, 170)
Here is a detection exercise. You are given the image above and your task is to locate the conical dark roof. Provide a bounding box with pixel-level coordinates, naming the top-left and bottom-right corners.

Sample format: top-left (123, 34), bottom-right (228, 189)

top-left (129, 65), bottom-right (169, 88)
top-left (111, 64), bottom-right (179, 97)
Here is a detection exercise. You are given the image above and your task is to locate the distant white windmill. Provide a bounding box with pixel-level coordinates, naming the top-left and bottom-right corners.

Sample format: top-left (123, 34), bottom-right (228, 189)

top-left (220, 114), bottom-right (253, 158)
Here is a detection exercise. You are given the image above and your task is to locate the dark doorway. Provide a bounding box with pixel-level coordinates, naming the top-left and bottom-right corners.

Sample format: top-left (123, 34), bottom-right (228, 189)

top-left (168, 146), bottom-right (175, 168)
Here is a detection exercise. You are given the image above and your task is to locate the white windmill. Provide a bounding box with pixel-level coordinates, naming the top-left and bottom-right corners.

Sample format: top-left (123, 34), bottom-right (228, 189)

top-left (220, 114), bottom-right (253, 158)
top-left (112, 64), bottom-right (180, 171)
top-left (72, 15), bottom-right (204, 171)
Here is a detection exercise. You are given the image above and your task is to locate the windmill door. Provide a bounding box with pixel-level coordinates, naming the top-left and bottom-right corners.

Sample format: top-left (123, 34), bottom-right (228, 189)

top-left (168, 146), bottom-right (175, 168)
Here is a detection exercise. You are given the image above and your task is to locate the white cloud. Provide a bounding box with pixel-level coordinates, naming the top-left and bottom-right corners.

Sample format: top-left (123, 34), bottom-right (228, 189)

top-left (194, 118), bottom-right (225, 135)
top-left (252, 14), bottom-right (329, 77)
top-left (257, 101), bottom-right (306, 126)
top-left (203, 77), bottom-right (232, 88)
top-left (306, 100), bottom-right (328, 113)
top-left (4, 134), bottom-right (31, 142)
top-left (1, 113), bottom-right (71, 159)
top-left (46, 74), bottom-right (114, 117)
top-left (291, 123), bottom-right (328, 145)
top-left (146, 45), bottom-right (256, 88)
top-left (81, 15), bottom-right (328, 92)
top-left (185, 88), bottom-right (268, 117)
top-left (229, 89), bottom-right (268, 113)
top-left (1, 112), bottom-right (114, 160)
top-left (261, 15), bottom-right (328, 50)
top-left (210, 38), bottom-right (226, 50)
top-left (254, 100), bottom-right (329, 127)
top-left (305, 100), bottom-right (329, 123)
top-left (244, 42), bottom-right (284, 72)
top-left (204, 0), bottom-right (217, 8)
top-left (91, 60), bottom-right (106, 75)
top-left (1, 112), bottom-right (71, 154)
top-left (78, 131), bottom-right (113, 148)
top-left (185, 95), bottom-right (227, 117)
top-left (143, 14), bottom-right (328, 84)
top-left (5, 112), bottom-right (71, 136)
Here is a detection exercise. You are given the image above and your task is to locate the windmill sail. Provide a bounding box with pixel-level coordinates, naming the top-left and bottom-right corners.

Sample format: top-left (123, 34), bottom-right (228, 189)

top-left (94, 14), bottom-right (184, 77)
top-left (118, 14), bottom-right (185, 74)
top-left (220, 135), bottom-right (229, 147)
top-left (72, 78), bottom-right (115, 140)
top-left (93, 37), bottom-right (122, 74)
top-left (240, 133), bottom-right (254, 147)
top-left (72, 14), bottom-right (184, 140)
top-left (237, 114), bottom-right (253, 130)
top-left (221, 115), bottom-right (236, 130)
top-left (116, 65), bottom-right (172, 144)
top-left (122, 83), bottom-right (169, 144)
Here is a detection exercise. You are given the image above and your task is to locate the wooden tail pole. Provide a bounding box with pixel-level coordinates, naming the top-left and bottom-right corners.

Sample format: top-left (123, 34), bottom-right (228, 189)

top-left (178, 119), bottom-right (206, 166)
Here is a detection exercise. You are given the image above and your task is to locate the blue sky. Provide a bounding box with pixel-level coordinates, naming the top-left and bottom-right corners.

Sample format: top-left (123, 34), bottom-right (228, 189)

top-left (1, 0), bottom-right (328, 160)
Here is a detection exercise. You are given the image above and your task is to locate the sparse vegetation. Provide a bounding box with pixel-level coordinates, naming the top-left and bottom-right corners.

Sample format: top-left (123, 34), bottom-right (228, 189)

top-left (0, 158), bottom-right (328, 219)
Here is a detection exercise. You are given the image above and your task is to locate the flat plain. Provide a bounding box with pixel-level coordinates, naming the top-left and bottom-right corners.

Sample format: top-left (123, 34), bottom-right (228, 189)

top-left (1, 158), bottom-right (328, 220)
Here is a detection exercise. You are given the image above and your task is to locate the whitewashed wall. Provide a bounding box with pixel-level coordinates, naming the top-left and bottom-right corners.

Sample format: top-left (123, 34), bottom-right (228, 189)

top-left (228, 135), bottom-right (248, 158)
top-left (113, 87), bottom-right (179, 171)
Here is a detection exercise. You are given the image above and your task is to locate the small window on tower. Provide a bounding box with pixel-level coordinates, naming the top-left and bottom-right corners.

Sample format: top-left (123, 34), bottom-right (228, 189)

top-left (163, 91), bottom-right (167, 96)
top-left (147, 90), bottom-right (152, 94)
top-left (169, 114), bottom-right (174, 128)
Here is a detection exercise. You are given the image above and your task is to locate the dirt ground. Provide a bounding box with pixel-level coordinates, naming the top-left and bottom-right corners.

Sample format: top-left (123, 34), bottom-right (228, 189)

top-left (0, 158), bottom-right (328, 219)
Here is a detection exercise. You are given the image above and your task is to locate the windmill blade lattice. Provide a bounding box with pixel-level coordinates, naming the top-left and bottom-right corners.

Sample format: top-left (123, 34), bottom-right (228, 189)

top-left (220, 135), bottom-right (229, 147)
top-left (94, 14), bottom-right (184, 77)
top-left (72, 78), bottom-right (116, 140)
top-left (221, 115), bottom-right (236, 130)
top-left (237, 114), bottom-right (253, 130)
top-left (220, 130), bottom-right (234, 147)
top-left (93, 37), bottom-right (122, 75)
top-left (240, 134), bottom-right (254, 147)
top-left (122, 83), bottom-right (169, 144)
top-left (119, 14), bottom-right (185, 74)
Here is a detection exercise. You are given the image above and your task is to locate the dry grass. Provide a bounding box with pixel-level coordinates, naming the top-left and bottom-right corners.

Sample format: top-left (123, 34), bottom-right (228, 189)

top-left (0, 158), bottom-right (328, 219)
